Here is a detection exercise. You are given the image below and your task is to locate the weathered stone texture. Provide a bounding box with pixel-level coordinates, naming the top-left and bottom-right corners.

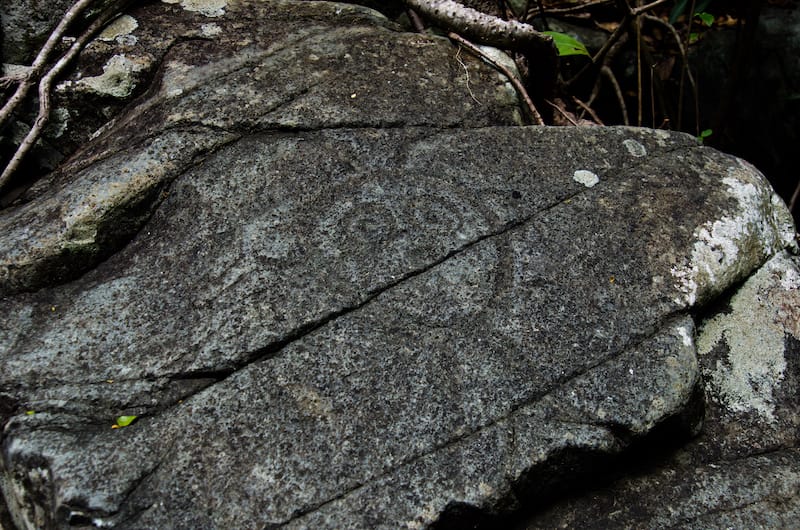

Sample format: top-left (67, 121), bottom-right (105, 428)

top-left (523, 251), bottom-right (800, 529)
top-left (1, 1), bottom-right (798, 529)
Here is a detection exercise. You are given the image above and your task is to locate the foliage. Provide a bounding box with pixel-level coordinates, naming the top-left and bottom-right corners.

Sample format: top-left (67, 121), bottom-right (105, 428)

top-left (697, 129), bottom-right (713, 143)
top-left (695, 12), bottom-right (715, 27)
top-left (543, 31), bottom-right (590, 57)
top-left (113, 415), bottom-right (137, 428)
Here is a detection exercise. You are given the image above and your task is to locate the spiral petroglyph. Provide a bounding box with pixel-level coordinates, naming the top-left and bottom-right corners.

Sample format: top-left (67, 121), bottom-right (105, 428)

top-left (312, 180), bottom-right (492, 288)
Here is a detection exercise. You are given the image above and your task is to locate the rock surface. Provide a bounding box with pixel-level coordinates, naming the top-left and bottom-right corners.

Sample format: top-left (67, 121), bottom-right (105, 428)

top-left (0, 0), bottom-right (522, 296)
top-left (1, 1), bottom-right (798, 529)
top-left (523, 250), bottom-right (800, 529)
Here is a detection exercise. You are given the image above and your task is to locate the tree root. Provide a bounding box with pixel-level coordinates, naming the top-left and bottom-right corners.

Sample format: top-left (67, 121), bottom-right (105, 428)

top-left (0, 0), bottom-right (131, 196)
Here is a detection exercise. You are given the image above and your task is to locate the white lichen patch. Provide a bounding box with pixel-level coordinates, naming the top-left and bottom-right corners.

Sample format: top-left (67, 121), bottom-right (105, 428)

top-left (1, 463), bottom-right (51, 530)
top-left (573, 169), bottom-right (599, 187)
top-left (770, 192), bottom-right (799, 253)
top-left (2, 63), bottom-right (32, 77)
top-left (200, 23), bottom-right (222, 37)
top-left (653, 128), bottom-right (672, 147)
top-left (697, 252), bottom-right (800, 422)
top-left (676, 323), bottom-right (694, 348)
top-left (77, 54), bottom-right (149, 99)
top-left (97, 15), bottom-right (138, 43)
top-left (50, 107), bottom-right (70, 138)
top-left (670, 159), bottom-right (796, 307)
top-left (285, 384), bottom-right (334, 420)
top-left (775, 257), bottom-right (800, 291)
top-left (406, 503), bottom-right (441, 530)
top-left (623, 138), bottom-right (647, 157)
top-left (162, 0), bottom-right (227, 17)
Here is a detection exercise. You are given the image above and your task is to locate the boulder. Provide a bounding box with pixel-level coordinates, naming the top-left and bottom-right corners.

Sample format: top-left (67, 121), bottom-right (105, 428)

top-left (1, 1), bottom-right (798, 529)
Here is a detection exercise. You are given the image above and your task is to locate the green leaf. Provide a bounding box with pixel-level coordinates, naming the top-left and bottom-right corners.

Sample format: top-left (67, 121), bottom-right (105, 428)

top-left (695, 12), bottom-right (714, 27)
top-left (543, 31), bottom-right (590, 57)
top-left (115, 415), bottom-right (137, 427)
top-left (697, 129), bottom-right (713, 142)
top-left (25, 410), bottom-right (35, 416)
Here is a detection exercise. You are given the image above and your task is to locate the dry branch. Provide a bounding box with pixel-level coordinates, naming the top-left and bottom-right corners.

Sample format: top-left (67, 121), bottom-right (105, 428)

top-left (642, 13), bottom-right (699, 132)
top-left (403, 0), bottom-right (556, 58)
top-left (528, 0), bottom-right (612, 17)
top-left (447, 32), bottom-right (544, 125)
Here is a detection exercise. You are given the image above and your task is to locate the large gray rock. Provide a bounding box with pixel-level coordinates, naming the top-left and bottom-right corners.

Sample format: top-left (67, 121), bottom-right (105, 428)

top-left (1, 1), bottom-right (798, 529)
top-left (1, 126), bottom-right (795, 528)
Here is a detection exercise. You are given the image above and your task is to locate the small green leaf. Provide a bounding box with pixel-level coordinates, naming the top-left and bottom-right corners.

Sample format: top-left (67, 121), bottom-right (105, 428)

top-left (689, 32), bottom-right (699, 44)
top-left (543, 31), bottom-right (590, 57)
top-left (115, 415), bottom-right (137, 427)
top-left (697, 129), bottom-right (713, 142)
top-left (25, 410), bottom-right (35, 416)
top-left (695, 12), bottom-right (714, 27)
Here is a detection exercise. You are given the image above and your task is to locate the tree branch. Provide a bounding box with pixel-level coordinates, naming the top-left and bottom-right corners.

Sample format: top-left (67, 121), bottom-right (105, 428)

top-left (402, 0), bottom-right (556, 57)
top-left (447, 32), bottom-right (544, 125)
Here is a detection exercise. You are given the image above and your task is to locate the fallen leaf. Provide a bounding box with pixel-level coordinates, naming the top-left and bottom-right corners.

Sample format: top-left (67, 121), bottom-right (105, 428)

top-left (595, 21), bottom-right (620, 33)
top-left (115, 415), bottom-right (137, 428)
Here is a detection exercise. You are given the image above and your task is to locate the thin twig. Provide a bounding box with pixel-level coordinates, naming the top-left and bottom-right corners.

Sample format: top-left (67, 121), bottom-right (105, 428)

top-left (567, 13), bottom-right (632, 87)
top-left (578, 30), bottom-right (626, 123)
top-left (546, 99), bottom-right (579, 126)
top-left (0, 0), bottom-right (97, 132)
top-left (643, 14), bottom-right (698, 131)
top-left (0, 4), bottom-right (126, 193)
top-left (650, 63), bottom-right (656, 127)
top-left (678, 0), bottom-right (698, 132)
top-left (570, 0), bottom-right (668, 91)
top-left (601, 65), bottom-right (629, 125)
top-left (455, 45), bottom-right (481, 104)
top-left (532, 0), bottom-right (550, 30)
top-left (635, 15), bottom-right (643, 125)
top-left (586, 75), bottom-right (602, 110)
top-left (573, 97), bottom-right (605, 125)
top-left (447, 31), bottom-right (544, 125)
top-left (528, 0), bottom-right (612, 17)
top-left (790, 179), bottom-right (800, 214)
top-left (632, 0), bottom-right (671, 15)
